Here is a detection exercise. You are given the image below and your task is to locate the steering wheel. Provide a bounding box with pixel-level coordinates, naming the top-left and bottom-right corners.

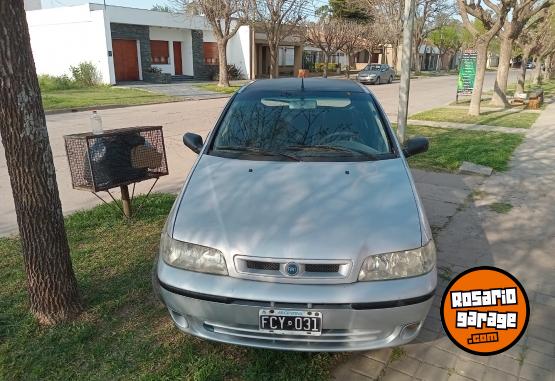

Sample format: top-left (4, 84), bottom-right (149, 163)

top-left (318, 131), bottom-right (358, 144)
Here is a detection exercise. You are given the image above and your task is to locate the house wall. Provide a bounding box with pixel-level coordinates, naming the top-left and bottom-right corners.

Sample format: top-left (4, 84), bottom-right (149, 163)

top-left (26, 5), bottom-right (112, 83)
top-left (149, 27), bottom-right (194, 76)
top-left (203, 26), bottom-right (251, 79)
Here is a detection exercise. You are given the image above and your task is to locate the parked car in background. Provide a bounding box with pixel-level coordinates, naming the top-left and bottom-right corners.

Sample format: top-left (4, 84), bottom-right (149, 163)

top-left (357, 64), bottom-right (395, 85)
top-left (154, 78), bottom-right (436, 352)
top-left (527, 62), bottom-right (536, 69)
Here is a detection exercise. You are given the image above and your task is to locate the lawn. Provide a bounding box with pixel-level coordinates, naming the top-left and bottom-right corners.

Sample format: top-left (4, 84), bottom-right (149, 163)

top-left (409, 107), bottom-right (539, 129)
top-left (0, 194), bottom-right (341, 380)
top-left (400, 125), bottom-right (524, 172)
top-left (41, 87), bottom-right (177, 111)
top-left (195, 83), bottom-right (243, 94)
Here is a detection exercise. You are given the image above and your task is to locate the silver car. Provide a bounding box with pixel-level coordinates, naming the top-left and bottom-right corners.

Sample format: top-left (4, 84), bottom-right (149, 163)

top-left (357, 64), bottom-right (395, 85)
top-left (154, 78), bottom-right (436, 352)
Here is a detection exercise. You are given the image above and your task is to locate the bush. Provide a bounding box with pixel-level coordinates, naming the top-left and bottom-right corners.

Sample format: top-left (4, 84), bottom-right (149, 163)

top-left (146, 66), bottom-right (163, 74)
top-left (314, 63), bottom-right (338, 72)
top-left (213, 64), bottom-right (245, 81)
top-left (38, 74), bottom-right (78, 91)
top-left (70, 61), bottom-right (101, 87)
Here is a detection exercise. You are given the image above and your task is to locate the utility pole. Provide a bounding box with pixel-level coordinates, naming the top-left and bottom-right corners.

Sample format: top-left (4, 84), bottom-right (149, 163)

top-left (396, 0), bottom-right (416, 145)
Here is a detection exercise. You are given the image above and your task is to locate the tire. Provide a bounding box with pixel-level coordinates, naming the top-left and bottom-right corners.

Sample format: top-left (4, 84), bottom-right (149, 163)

top-left (388, 76), bottom-right (393, 84)
top-left (375, 77), bottom-right (381, 85)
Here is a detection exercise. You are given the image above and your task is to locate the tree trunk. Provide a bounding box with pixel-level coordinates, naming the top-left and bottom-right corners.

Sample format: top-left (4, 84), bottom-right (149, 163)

top-left (491, 35), bottom-right (513, 107)
top-left (392, 44), bottom-right (399, 69)
top-left (0, 1), bottom-right (82, 325)
top-left (546, 54), bottom-right (553, 80)
top-left (323, 54), bottom-right (330, 78)
top-left (468, 42), bottom-right (489, 116)
top-left (367, 48), bottom-right (373, 64)
top-left (516, 50), bottom-right (529, 94)
top-left (532, 58), bottom-right (542, 85)
top-left (345, 53), bottom-right (351, 79)
top-left (217, 39), bottom-right (229, 87)
top-left (268, 43), bottom-right (279, 79)
top-left (413, 42), bottom-right (421, 74)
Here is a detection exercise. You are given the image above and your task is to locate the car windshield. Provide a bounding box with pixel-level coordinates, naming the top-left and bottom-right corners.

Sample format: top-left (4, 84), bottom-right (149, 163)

top-left (210, 90), bottom-right (393, 161)
top-left (365, 65), bottom-right (383, 71)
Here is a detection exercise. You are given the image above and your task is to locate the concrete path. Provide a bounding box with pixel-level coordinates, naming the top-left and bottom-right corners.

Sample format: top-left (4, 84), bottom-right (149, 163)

top-left (334, 100), bottom-right (555, 381)
top-left (407, 119), bottom-right (528, 135)
top-left (119, 80), bottom-right (238, 99)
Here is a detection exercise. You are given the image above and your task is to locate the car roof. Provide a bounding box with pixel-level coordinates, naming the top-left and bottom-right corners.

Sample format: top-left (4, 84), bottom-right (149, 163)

top-left (241, 78), bottom-right (367, 94)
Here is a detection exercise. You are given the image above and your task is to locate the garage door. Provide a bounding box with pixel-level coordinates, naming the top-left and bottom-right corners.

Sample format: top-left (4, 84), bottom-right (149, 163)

top-left (112, 39), bottom-right (139, 82)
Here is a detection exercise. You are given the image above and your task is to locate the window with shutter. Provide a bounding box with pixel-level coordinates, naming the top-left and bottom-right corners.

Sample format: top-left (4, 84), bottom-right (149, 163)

top-left (151, 40), bottom-right (169, 64)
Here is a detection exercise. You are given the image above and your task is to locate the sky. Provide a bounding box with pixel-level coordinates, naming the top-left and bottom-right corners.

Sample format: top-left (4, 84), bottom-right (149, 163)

top-left (41, 0), bottom-right (173, 10)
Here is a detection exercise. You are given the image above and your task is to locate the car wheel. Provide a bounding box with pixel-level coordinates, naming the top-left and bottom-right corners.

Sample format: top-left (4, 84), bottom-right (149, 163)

top-left (376, 77), bottom-right (381, 85)
top-left (388, 76), bottom-right (393, 84)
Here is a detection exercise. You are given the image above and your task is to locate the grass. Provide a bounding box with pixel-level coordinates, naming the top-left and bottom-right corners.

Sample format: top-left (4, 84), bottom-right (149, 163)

top-left (397, 125), bottom-right (524, 172)
top-left (488, 202), bottom-right (513, 214)
top-left (507, 78), bottom-right (555, 97)
top-left (195, 83), bottom-right (243, 94)
top-left (0, 194), bottom-right (342, 380)
top-left (42, 87), bottom-right (177, 111)
top-left (410, 107), bottom-right (539, 129)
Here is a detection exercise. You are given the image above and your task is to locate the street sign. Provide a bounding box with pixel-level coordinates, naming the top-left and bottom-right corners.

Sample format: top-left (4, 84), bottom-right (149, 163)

top-left (457, 50), bottom-right (477, 100)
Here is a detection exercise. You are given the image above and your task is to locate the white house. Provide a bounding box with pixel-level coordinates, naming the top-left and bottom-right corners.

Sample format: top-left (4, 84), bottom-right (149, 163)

top-left (25, 3), bottom-right (251, 84)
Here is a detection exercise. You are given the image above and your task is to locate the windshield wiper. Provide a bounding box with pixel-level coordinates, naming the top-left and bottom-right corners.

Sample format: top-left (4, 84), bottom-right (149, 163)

top-left (286, 145), bottom-right (378, 160)
top-left (214, 146), bottom-right (301, 162)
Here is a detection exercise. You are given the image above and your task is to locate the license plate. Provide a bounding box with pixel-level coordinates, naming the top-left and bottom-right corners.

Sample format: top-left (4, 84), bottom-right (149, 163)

top-left (259, 309), bottom-right (322, 336)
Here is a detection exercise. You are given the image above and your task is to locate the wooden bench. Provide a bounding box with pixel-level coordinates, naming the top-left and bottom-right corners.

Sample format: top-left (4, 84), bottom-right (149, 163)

top-left (527, 89), bottom-right (544, 109)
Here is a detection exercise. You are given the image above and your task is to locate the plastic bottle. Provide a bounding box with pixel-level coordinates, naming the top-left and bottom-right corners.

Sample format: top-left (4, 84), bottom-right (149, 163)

top-left (90, 110), bottom-right (103, 135)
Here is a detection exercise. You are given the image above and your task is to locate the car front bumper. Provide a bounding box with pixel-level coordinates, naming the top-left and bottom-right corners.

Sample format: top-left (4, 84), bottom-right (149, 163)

top-left (358, 77), bottom-right (378, 84)
top-left (156, 260), bottom-right (436, 352)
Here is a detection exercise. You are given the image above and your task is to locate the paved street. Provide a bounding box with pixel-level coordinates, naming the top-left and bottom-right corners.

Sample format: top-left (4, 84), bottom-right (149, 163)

top-left (0, 71), bottom-right (514, 236)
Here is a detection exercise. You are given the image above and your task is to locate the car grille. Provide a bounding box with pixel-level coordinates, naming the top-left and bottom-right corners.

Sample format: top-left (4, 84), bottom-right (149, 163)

top-left (234, 256), bottom-right (351, 282)
top-left (246, 261), bottom-right (280, 271)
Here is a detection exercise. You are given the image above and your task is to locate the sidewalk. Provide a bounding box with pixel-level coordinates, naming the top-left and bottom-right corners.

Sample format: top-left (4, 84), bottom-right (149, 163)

top-left (334, 104), bottom-right (555, 380)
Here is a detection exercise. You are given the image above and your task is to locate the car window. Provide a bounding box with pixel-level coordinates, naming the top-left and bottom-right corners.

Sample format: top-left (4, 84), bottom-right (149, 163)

top-left (210, 91), bottom-right (393, 161)
top-left (365, 64), bottom-right (382, 71)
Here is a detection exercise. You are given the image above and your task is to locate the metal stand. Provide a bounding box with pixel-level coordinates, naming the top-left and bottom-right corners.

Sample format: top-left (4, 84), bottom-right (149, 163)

top-left (120, 185), bottom-right (131, 218)
top-left (92, 177), bottom-right (160, 219)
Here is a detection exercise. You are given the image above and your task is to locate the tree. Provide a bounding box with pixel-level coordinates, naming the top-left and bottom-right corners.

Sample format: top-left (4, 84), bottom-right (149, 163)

top-left (328, 0), bottom-right (371, 21)
top-left (306, 17), bottom-right (349, 78)
top-left (458, 0), bottom-right (513, 116)
top-left (412, 0), bottom-right (454, 73)
top-left (429, 22), bottom-right (464, 70)
top-left (341, 20), bottom-right (367, 78)
top-left (353, 0), bottom-right (404, 68)
top-left (514, 10), bottom-right (548, 92)
top-left (250, 0), bottom-right (305, 79)
top-left (151, 4), bottom-right (173, 12)
top-left (360, 18), bottom-right (391, 64)
top-left (176, 0), bottom-right (249, 87)
top-left (0, 1), bottom-right (82, 325)
top-left (491, 0), bottom-right (553, 107)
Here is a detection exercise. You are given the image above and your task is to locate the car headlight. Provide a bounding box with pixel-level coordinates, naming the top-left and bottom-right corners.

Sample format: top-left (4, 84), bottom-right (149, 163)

top-left (358, 240), bottom-right (436, 281)
top-left (160, 234), bottom-right (228, 275)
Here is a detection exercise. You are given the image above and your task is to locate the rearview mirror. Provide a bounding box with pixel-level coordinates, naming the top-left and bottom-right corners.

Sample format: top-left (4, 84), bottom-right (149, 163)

top-left (403, 136), bottom-right (429, 158)
top-left (183, 132), bottom-right (204, 154)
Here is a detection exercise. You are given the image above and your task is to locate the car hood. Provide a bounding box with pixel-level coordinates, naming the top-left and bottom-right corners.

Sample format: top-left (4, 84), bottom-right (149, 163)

top-left (172, 155), bottom-right (422, 261)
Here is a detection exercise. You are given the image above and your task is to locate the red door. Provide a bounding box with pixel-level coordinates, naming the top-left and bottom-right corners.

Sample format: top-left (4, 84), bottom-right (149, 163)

top-left (112, 39), bottom-right (139, 82)
top-left (173, 41), bottom-right (183, 75)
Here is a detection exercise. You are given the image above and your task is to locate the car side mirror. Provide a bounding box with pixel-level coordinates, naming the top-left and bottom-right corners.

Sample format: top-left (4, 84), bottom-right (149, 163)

top-left (403, 136), bottom-right (429, 158)
top-left (183, 132), bottom-right (204, 154)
